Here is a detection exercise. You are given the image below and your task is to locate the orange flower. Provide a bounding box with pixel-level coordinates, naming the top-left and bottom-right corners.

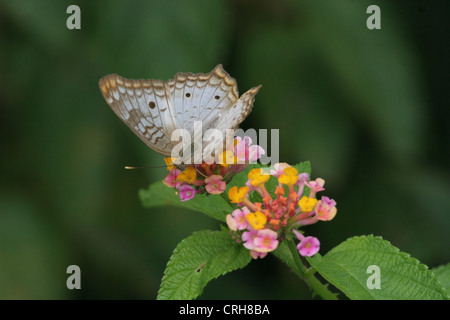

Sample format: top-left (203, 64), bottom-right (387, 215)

top-left (229, 186), bottom-right (249, 203)
top-left (248, 168), bottom-right (270, 186)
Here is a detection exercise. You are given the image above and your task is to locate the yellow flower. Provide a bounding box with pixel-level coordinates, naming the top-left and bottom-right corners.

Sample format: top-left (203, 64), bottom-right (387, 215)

top-left (164, 157), bottom-right (177, 171)
top-left (177, 166), bottom-right (197, 184)
top-left (248, 168), bottom-right (270, 186)
top-left (246, 211), bottom-right (267, 230)
top-left (298, 196), bottom-right (318, 212)
top-left (217, 150), bottom-right (237, 167)
top-left (278, 167), bottom-right (299, 186)
top-left (229, 186), bottom-right (249, 203)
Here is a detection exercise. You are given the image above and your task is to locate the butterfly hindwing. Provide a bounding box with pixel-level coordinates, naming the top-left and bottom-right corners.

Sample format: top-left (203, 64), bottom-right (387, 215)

top-left (201, 84), bottom-right (261, 160)
top-left (214, 85), bottom-right (261, 132)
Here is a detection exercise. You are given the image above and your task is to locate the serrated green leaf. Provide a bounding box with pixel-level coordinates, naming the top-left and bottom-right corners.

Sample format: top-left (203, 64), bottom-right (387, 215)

top-left (139, 181), bottom-right (232, 222)
top-left (293, 161), bottom-right (311, 176)
top-left (308, 235), bottom-right (449, 300)
top-left (432, 263), bottom-right (450, 295)
top-left (157, 230), bottom-right (252, 300)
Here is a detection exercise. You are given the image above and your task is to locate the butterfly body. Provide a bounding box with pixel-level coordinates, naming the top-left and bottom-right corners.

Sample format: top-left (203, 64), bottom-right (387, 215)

top-left (99, 65), bottom-right (261, 164)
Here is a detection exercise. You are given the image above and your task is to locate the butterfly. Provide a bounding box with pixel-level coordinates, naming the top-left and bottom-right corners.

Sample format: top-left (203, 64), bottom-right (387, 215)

top-left (99, 64), bottom-right (261, 164)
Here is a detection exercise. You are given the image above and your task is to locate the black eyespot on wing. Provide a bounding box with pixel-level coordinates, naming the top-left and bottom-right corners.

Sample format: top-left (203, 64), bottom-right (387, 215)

top-left (149, 101), bottom-right (156, 109)
top-left (185, 93), bottom-right (191, 98)
top-left (215, 95), bottom-right (220, 100)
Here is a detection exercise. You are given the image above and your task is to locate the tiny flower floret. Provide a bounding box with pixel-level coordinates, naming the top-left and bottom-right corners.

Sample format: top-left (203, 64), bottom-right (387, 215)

top-left (253, 229), bottom-right (279, 253)
top-left (162, 169), bottom-right (182, 189)
top-left (178, 184), bottom-right (196, 202)
top-left (248, 168), bottom-right (270, 186)
top-left (306, 178), bottom-right (325, 194)
top-left (242, 229), bottom-right (258, 250)
top-left (321, 196), bottom-right (336, 207)
top-left (270, 163), bottom-right (291, 177)
top-left (297, 236), bottom-right (320, 257)
top-left (314, 198), bottom-right (337, 221)
top-left (226, 207), bottom-right (250, 231)
top-left (278, 167), bottom-right (299, 186)
top-left (298, 196), bottom-right (318, 212)
top-left (177, 167), bottom-right (197, 184)
top-left (234, 137), bottom-right (265, 162)
top-left (229, 186), bottom-right (249, 204)
top-left (204, 175), bottom-right (226, 195)
top-left (246, 211), bottom-right (267, 230)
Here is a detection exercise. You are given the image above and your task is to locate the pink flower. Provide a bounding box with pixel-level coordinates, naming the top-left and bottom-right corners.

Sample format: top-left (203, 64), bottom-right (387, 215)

top-left (204, 175), bottom-right (226, 194)
top-left (321, 196), bottom-right (336, 208)
top-left (270, 163), bottom-right (291, 177)
top-left (162, 169), bottom-right (182, 188)
top-left (242, 229), bottom-right (258, 250)
top-left (296, 173), bottom-right (309, 185)
top-left (178, 184), bottom-right (196, 201)
top-left (233, 207), bottom-right (250, 230)
top-left (314, 199), bottom-right (337, 221)
top-left (253, 229), bottom-right (279, 253)
top-left (297, 236), bottom-right (320, 257)
top-left (305, 178), bottom-right (325, 196)
top-left (250, 145), bottom-right (265, 161)
top-left (295, 172), bottom-right (310, 197)
top-left (234, 136), bottom-right (265, 162)
top-left (226, 207), bottom-right (250, 231)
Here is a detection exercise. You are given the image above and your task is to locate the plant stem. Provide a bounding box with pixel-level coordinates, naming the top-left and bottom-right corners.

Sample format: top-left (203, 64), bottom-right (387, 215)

top-left (287, 238), bottom-right (338, 300)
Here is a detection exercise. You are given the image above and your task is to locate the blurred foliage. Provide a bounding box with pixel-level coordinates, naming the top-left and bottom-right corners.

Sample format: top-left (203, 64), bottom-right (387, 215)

top-left (0, 0), bottom-right (449, 299)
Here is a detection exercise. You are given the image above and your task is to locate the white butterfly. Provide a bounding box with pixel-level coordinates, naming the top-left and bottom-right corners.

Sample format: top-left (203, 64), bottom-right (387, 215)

top-left (99, 64), bottom-right (261, 164)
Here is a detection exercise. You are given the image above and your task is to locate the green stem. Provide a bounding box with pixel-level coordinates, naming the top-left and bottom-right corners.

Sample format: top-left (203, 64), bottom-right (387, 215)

top-left (286, 238), bottom-right (338, 300)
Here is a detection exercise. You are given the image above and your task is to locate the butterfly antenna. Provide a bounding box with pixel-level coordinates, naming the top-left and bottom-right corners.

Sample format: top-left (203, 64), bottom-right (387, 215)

top-left (195, 168), bottom-right (208, 178)
top-left (124, 165), bottom-right (166, 169)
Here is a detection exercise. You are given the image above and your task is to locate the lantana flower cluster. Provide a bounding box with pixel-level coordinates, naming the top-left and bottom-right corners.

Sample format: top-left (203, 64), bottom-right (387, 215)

top-left (226, 163), bottom-right (337, 259)
top-left (163, 137), bottom-right (265, 201)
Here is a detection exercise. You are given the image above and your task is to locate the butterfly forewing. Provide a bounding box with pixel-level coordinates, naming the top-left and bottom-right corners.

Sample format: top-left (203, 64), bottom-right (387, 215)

top-left (99, 74), bottom-right (178, 156)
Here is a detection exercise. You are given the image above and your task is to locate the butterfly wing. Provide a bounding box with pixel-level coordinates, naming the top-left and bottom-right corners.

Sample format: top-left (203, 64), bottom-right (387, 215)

top-left (212, 84), bottom-right (261, 131)
top-left (167, 64), bottom-right (261, 162)
top-left (99, 65), bottom-right (261, 163)
top-left (202, 84), bottom-right (261, 160)
top-left (99, 74), bottom-right (179, 156)
top-left (167, 64), bottom-right (239, 134)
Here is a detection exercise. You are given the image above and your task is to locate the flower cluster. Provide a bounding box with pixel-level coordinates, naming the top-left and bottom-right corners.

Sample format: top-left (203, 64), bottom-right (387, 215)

top-left (163, 137), bottom-right (265, 201)
top-left (226, 163), bottom-right (337, 259)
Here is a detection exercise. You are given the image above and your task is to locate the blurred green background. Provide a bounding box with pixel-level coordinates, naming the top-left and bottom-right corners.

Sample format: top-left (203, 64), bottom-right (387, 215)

top-left (1, 0), bottom-right (449, 299)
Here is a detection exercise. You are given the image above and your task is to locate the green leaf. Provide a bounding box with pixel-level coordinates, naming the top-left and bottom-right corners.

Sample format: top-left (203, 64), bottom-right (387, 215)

top-left (308, 235), bottom-right (449, 300)
top-left (139, 181), bottom-right (232, 222)
top-left (432, 263), bottom-right (450, 295)
top-left (293, 161), bottom-right (312, 176)
top-left (157, 230), bottom-right (252, 300)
